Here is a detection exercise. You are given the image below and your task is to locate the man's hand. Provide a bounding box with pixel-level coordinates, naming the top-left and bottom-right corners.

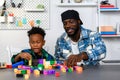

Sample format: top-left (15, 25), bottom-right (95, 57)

top-left (64, 52), bottom-right (88, 67)
top-left (64, 54), bottom-right (82, 67)
top-left (14, 52), bottom-right (32, 62)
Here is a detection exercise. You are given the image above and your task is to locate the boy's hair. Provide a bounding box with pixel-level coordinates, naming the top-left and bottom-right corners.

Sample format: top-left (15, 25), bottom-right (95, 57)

top-left (27, 27), bottom-right (46, 39)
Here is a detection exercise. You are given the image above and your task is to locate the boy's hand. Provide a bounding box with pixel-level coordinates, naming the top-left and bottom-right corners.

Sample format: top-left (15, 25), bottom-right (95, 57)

top-left (18, 52), bottom-right (32, 60)
top-left (14, 52), bottom-right (32, 62)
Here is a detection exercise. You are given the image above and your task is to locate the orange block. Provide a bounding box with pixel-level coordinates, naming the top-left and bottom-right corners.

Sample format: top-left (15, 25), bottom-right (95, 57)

top-left (75, 66), bottom-right (83, 73)
top-left (26, 70), bottom-right (31, 74)
top-left (48, 65), bottom-right (53, 70)
top-left (18, 65), bottom-right (22, 69)
top-left (17, 70), bottom-right (21, 74)
top-left (34, 70), bottom-right (40, 75)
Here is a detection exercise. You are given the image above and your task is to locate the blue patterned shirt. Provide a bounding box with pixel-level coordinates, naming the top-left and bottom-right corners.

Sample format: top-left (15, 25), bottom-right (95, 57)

top-left (54, 26), bottom-right (106, 65)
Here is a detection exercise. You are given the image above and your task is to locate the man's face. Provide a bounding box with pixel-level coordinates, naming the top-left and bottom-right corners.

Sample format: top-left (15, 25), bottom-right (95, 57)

top-left (63, 19), bottom-right (80, 37)
top-left (29, 34), bottom-right (45, 54)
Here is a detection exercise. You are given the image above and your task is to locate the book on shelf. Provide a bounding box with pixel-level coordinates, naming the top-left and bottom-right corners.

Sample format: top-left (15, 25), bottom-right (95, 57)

top-left (100, 7), bottom-right (119, 9)
top-left (100, 5), bottom-right (115, 8)
top-left (100, 8), bottom-right (119, 10)
top-left (99, 26), bottom-right (114, 32)
top-left (100, 31), bottom-right (116, 35)
top-left (101, 34), bottom-right (120, 37)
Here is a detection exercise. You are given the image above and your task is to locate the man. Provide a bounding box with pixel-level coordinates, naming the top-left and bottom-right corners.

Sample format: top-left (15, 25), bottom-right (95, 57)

top-left (54, 10), bottom-right (106, 67)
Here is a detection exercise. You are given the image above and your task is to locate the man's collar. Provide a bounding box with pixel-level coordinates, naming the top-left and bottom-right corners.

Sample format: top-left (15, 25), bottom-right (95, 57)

top-left (64, 26), bottom-right (89, 41)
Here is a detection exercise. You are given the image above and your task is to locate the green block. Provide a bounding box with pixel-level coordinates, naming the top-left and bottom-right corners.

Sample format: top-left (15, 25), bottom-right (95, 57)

top-left (21, 70), bottom-right (27, 74)
top-left (50, 61), bottom-right (55, 65)
top-left (38, 64), bottom-right (44, 70)
top-left (68, 68), bottom-right (72, 73)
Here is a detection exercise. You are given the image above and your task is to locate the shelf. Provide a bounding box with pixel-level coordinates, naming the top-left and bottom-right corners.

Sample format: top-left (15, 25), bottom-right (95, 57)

top-left (0, 27), bottom-right (32, 30)
top-left (25, 9), bottom-right (45, 12)
top-left (57, 3), bottom-right (97, 7)
top-left (100, 9), bottom-right (120, 12)
top-left (101, 35), bottom-right (120, 37)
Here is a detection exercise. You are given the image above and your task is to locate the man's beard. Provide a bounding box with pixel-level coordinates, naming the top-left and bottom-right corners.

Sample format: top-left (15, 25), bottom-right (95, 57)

top-left (66, 27), bottom-right (79, 37)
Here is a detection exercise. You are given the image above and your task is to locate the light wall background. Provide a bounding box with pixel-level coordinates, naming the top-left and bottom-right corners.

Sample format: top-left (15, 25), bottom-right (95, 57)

top-left (0, 0), bottom-right (120, 64)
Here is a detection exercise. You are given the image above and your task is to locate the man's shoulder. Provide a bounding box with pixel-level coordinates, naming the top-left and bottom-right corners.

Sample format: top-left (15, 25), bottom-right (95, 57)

top-left (81, 26), bottom-right (101, 39)
top-left (57, 32), bottom-right (66, 41)
top-left (82, 27), bottom-right (100, 35)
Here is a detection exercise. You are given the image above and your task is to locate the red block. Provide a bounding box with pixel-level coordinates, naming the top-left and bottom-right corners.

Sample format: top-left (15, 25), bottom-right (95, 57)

top-left (55, 72), bottom-right (60, 77)
top-left (6, 65), bottom-right (12, 68)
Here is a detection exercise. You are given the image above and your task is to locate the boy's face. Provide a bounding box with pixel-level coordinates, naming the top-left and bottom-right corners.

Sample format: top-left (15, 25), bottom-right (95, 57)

top-left (29, 34), bottom-right (45, 54)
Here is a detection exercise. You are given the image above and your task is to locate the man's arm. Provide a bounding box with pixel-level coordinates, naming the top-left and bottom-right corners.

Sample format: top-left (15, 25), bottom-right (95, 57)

top-left (54, 39), bottom-right (62, 60)
top-left (85, 32), bottom-right (106, 65)
top-left (65, 32), bottom-right (106, 66)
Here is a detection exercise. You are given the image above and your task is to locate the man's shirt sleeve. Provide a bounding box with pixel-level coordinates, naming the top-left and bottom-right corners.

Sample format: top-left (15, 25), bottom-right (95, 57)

top-left (85, 32), bottom-right (106, 65)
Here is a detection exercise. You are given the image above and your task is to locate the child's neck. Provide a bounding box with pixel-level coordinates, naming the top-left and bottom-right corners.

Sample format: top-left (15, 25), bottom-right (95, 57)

top-left (36, 52), bottom-right (42, 56)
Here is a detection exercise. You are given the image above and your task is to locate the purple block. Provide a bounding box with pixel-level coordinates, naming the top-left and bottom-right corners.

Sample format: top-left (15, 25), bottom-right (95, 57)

top-left (47, 70), bottom-right (51, 75)
top-left (43, 70), bottom-right (48, 75)
top-left (38, 59), bottom-right (43, 64)
top-left (21, 65), bottom-right (31, 69)
top-left (51, 70), bottom-right (55, 74)
top-left (47, 70), bottom-right (55, 74)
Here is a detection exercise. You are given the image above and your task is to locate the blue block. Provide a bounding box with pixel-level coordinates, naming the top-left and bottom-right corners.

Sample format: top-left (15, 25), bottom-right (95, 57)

top-left (12, 61), bottom-right (24, 68)
top-left (56, 60), bottom-right (64, 64)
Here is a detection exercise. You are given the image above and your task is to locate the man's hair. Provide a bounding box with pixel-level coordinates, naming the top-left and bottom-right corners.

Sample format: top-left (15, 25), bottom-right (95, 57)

top-left (27, 27), bottom-right (46, 39)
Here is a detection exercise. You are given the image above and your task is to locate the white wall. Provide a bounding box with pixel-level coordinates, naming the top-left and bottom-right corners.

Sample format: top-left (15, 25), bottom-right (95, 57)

top-left (1, 0), bottom-right (118, 64)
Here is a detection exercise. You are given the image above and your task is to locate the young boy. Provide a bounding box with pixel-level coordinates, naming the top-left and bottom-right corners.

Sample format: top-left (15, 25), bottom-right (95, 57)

top-left (11, 27), bottom-right (55, 65)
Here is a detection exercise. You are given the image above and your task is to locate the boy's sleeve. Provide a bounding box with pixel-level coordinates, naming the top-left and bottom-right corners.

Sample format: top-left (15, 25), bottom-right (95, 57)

top-left (48, 54), bottom-right (55, 61)
top-left (11, 49), bottom-right (30, 64)
top-left (11, 53), bottom-right (21, 64)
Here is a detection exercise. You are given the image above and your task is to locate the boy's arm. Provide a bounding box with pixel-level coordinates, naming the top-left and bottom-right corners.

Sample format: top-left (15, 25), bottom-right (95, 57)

top-left (11, 53), bottom-right (21, 64)
top-left (11, 52), bottom-right (32, 64)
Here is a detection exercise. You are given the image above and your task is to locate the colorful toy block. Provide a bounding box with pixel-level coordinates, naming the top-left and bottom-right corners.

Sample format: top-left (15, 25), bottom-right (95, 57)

top-left (16, 74), bottom-right (24, 77)
top-left (24, 74), bottom-right (29, 80)
top-left (12, 59), bottom-right (84, 79)
top-left (12, 61), bottom-right (24, 68)
top-left (55, 72), bottom-right (60, 77)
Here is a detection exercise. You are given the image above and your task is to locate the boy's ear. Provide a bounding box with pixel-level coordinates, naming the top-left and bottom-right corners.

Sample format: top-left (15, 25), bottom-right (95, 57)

top-left (43, 40), bottom-right (45, 46)
top-left (78, 20), bottom-right (80, 24)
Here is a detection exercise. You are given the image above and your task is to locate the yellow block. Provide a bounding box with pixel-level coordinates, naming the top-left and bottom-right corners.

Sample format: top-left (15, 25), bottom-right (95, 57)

top-left (24, 74), bottom-right (29, 80)
top-left (34, 70), bottom-right (40, 75)
top-left (29, 59), bottom-right (32, 66)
